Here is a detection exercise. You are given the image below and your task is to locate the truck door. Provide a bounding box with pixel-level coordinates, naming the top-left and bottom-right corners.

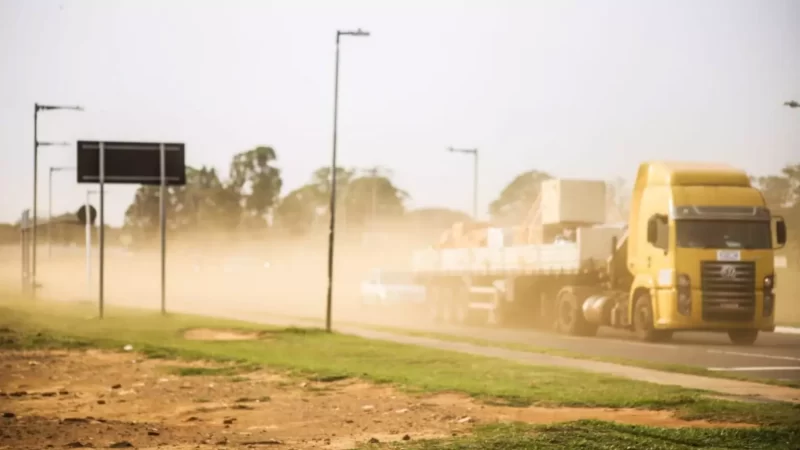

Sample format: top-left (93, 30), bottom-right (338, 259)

top-left (645, 213), bottom-right (673, 322)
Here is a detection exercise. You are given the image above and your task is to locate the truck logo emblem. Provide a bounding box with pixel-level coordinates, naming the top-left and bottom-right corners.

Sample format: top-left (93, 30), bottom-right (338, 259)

top-left (720, 265), bottom-right (737, 279)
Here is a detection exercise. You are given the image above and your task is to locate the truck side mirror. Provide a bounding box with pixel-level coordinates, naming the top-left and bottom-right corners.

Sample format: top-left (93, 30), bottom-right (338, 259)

top-left (647, 214), bottom-right (661, 247)
top-left (775, 217), bottom-right (787, 248)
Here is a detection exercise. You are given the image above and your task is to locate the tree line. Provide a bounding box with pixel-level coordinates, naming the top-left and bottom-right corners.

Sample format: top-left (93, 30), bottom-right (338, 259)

top-left (122, 146), bottom-right (418, 239)
top-left (2, 146), bottom-right (798, 249)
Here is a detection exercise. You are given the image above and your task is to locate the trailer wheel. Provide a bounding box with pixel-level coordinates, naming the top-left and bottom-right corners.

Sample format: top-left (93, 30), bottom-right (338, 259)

top-left (488, 294), bottom-right (511, 327)
top-left (554, 287), bottom-right (598, 337)
top-left (632, 293), bottom-right (673, 342)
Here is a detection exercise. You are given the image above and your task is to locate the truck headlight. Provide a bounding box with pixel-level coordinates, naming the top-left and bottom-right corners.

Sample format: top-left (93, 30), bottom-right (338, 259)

top-left (677, 273), bottom-right (691, 316)
top-left (763, 274), bottom-right (774, 317)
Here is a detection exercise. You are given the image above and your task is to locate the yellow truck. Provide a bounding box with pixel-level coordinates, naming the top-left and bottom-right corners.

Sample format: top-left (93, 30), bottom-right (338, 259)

top-left (411, 161), bottom-right (788, 345)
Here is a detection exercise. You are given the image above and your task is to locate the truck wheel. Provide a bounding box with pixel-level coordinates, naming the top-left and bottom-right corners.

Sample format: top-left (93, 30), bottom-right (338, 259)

top-left (632, 293), bottom-right (673, 342)
top-left (555, 287), bottom-right (598, 337)
top-left (451, 286), bottom-right (474, 325)
top-left (728, 330), bottom-right (759, 346)
top-left (488, 300), bottom-right (510, 327)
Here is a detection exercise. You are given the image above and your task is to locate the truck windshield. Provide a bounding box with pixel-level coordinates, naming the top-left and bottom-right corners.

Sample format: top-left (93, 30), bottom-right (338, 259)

top-left (675, 220), bottom-right (771, 249)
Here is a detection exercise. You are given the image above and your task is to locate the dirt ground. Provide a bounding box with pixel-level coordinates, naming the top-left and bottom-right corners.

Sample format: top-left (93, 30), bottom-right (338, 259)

top-left (0, 344), bottom-right (755, 450)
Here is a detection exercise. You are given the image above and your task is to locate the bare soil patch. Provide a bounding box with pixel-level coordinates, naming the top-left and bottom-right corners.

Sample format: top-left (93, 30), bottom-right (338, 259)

top-left (0, 349), bottom-right (753, 450)
top-left (182, 328), bottom-right (263, 341)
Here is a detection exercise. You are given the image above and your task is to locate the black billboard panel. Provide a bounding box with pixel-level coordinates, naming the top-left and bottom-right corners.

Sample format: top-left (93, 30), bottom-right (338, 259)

top-left (77, 141), bottom-right (186, 185)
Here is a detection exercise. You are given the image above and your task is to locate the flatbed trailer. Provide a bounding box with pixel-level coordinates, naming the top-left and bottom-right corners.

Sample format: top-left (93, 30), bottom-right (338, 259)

top-left (411, 225), bottom-right (626, 332)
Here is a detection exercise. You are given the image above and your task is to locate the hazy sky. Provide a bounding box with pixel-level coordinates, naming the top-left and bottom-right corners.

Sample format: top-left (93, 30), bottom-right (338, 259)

top-left (1, 0), bottom-right (798, 226)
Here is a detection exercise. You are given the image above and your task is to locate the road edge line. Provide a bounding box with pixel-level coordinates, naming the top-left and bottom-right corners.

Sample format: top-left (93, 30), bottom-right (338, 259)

top-left (774, 326), bottom-right (800, 335)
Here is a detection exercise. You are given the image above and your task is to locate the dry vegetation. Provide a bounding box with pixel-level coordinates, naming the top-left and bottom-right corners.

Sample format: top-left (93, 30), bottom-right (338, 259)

top-left (6, 346), bottom-right (767, 450)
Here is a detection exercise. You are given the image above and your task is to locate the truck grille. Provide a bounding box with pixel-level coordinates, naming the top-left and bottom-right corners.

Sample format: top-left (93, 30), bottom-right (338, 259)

top-left (700, 261), bottom-right (755, 322)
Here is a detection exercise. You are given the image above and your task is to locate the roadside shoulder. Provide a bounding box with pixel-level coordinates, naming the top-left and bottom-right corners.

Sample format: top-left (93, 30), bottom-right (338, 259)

top-left (338, 326), bottom-right (800, 405)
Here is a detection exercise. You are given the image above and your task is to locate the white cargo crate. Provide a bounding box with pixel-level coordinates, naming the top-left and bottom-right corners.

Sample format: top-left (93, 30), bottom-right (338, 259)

top-left (411, 243), bottom-right (581, 275)
top-left (540, 179), bottom-right (607, 225)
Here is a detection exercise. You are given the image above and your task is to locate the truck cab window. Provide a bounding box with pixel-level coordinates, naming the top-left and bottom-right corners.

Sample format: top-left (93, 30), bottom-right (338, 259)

top-left (647, 214), bottom-right (669, 250)
top-left (676, 220), bottom-right (771, 249)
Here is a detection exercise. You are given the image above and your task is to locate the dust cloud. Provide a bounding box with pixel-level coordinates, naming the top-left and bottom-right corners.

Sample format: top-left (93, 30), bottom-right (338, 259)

top-left (0, 223), bottom-right (440, 330)
top-left (2, 218), bottom-right (799, 328)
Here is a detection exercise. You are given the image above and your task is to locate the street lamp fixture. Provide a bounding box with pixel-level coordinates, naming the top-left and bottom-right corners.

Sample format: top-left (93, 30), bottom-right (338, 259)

top-left (36, 104), bottom-right (84, 112)
top-left (785, 100), bottom-right (799, 109)
top-left (32, 102), bottom-right (85, 292)
top-left (338, 29), bottom-right (370, 38)
top-left (447, 146), bottom-right (479, 220)
top-left (325, 28), bottom-right (370, 333)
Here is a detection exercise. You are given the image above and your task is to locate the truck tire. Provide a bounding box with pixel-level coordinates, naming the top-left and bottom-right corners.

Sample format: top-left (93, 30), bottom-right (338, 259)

top-left (728, 330), bottom-right (759, 346)
top-left (554, 287), bottom-right (598, 337)
top-left (632, 293), bottom-right (673, 342)
top-left (488, 294), bottom-right (511, 327)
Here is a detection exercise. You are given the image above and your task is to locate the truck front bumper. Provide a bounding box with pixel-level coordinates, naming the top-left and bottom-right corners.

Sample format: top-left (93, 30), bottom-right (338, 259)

top-left (653, 288), bottom-right (775, 332)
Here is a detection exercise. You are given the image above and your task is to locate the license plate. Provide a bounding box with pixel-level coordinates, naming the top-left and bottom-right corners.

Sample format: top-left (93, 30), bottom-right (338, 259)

top-left (717, 250), bottom-right (741, 261)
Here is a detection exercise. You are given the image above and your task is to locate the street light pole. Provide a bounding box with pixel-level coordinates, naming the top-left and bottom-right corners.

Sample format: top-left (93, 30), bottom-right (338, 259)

top-left (48, 165), bottom-right (76, 258)
top-left (32, 103), bottom-right (84, 292)
top-left (326, 28), bottom-right (370, 333)
top-left (448, 147), bottom-right (479, 219)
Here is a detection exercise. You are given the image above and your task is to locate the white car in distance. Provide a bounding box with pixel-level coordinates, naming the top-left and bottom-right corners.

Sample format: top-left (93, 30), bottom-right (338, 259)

top-left (360, 269), bottom-right (426, 307)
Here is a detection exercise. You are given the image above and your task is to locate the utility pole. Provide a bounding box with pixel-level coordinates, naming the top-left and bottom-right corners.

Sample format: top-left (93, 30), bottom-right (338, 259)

top-left (326, 28), bottom-right (370, 333)
top-left (447, 146), bottom-right (479, 220)
top-left (32, 103), bottom-right (84, 292)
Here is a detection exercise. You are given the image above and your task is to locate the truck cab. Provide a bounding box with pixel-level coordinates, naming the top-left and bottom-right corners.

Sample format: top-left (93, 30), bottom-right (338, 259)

top-left (624, 161), bottom-right (787, 344)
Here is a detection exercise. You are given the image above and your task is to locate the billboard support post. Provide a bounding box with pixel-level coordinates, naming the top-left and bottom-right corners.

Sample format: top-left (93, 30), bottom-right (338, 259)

top-left (76, 140), bottom-right (185, 319)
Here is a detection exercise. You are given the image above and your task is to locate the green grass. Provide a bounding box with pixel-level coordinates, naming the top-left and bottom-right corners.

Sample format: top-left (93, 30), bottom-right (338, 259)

top-left (374, 421), bottom-right (800, 449)
top-left (1, 297), bottom-right (799, 428)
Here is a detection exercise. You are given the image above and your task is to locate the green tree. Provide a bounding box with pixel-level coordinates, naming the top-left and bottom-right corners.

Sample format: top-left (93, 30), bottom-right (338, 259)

top-left (172, 166), bottom-right (242, 231)
top-left (123, 146), bottom-right (284, 236)
top-left (342, 167), bottom-right (408, 225)
top-left (753, 175), bottom-right (795, 208)
top-left (229, 146), bottom-right (283, 227)
top-left (124, 165), bottom-right (241, 236)
top-left (124, 185), bottom-right (161, 235)
top-left (489, 170), bottom-right (552, 224)
top-left (273, 184), bottom-right (324, 235)
top-left (754, 164), bottom-right (800, 260)
top-left (274, 166), bottom-right (408, 233)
